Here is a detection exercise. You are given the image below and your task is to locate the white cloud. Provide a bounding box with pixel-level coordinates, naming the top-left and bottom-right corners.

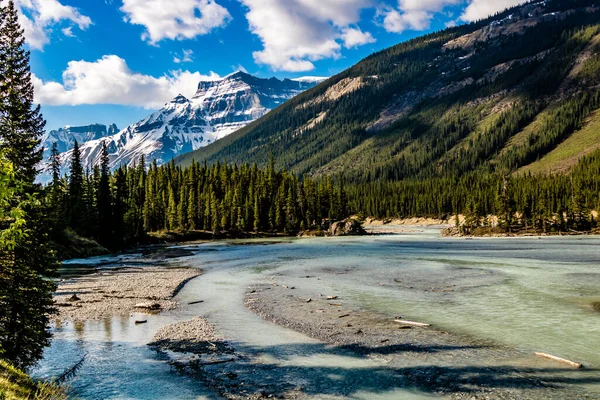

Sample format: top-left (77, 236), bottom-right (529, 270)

top-left (173, 49), bottom-right (194, 63)
top-left (240, 0), bottom-right (374, 72)
top-left (461, 0), bottom-right (527, 22)
top-left (341, 27), bottom-right (375, 48)
top-left (12, 0), bottom-right (92, 49)
top-left (32, 55), bottom-right (221, 108)
top-left (445, 20), bottom-right (457, 28)
top-left (61, 26), bottom-right (73, 37)
top-left (379, 0), bottom-right (461, 34)
top-left (381, 8), bottom-right (431, 32)
top-left (120, 0), bottom-right (231, 44)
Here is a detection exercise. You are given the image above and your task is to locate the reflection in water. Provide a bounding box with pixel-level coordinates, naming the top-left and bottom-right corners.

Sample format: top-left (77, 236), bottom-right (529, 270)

top-left (35, 230), bottom-right (600, 399)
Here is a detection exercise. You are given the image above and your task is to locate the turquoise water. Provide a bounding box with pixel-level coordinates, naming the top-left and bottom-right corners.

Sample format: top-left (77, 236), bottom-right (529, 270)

top-left (34, 229), bottom-right (600, 398)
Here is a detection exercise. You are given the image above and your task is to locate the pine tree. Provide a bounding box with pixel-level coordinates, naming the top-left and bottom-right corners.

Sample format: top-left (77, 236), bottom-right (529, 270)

top-left (97, 141), bottom-right (112, 247)
top-left (48, 142), bottom-right (64, 232)
top-left (253, 194), bottom-right (261, 232)
top-left (167, 186), bottom-right (177, 230)
top-left (68, 141), bottom-right (85, 232)
top-left (187, 187), bottom-right (197, 230)
top-left (0, 1), bottom-right (57, 369)
top-left (0, 0), bottom-right (45, 185)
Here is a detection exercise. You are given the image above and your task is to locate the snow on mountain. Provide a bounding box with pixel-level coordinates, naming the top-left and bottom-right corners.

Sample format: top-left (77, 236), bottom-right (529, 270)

top-left (39, 72), bottom-right (324, 182)
top-left (291, 76), bottom-right (329, 83)
top-left (193, 71), bottom-right (322, 138)
top-left (42, 123), bottom-right (119, 158)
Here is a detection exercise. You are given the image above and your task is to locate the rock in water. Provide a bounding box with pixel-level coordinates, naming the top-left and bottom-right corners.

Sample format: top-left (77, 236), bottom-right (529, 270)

top-left (134, 302), bottom-right (161, 310)
top-left (328, 219), bottom-right (367, 236)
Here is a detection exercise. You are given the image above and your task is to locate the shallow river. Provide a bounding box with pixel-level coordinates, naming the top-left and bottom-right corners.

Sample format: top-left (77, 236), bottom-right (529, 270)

top-left (34, 228), bottom-right (600, 399)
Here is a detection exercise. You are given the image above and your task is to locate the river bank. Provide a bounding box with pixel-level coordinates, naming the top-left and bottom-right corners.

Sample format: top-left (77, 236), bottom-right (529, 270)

top-left (243, 279), bottom-right (598, 399)
top-left (54, 267), bottom-right (201, 321)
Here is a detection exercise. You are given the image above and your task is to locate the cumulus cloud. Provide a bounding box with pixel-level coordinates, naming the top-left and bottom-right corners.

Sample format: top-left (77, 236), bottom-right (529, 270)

top-left (341, 27), bottom-right (375, 48)
top-left (240, 0), bottom-right (374, 72)
top-left (379, 0), bottom-right (460, 33)
top-left (461, 0), bottom-right (527, 22)
top-left (120, 0), bottom-right (231, 44)
top-left (11, 0), bottom-right (92, 49)
top-left (32, 55), bottom-right (221, 108)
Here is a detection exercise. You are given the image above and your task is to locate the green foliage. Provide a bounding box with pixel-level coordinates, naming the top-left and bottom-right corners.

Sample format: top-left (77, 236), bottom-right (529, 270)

top-left (178, 0), bottom-right (600, 184)
top-left (0, 1), bottom-right (45, 186)
top-left (0, 0), bottom-right (57, 370)
top-left (345, 148), bottom-right (600, 233)
top-left (53, 156), bottom-right (351, 245)
top-left (0, 154), bottom-right (56, 369)
top-left (0, 359), bottom-right (67, 400)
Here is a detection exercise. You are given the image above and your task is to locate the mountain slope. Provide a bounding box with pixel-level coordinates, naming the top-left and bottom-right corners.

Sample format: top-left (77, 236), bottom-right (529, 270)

top-left (177, 0), bottom-right (600, 182)
top-left (40, 72), bottom-right (322, 181)
top-left (42, 123), bottom-right (118, 157)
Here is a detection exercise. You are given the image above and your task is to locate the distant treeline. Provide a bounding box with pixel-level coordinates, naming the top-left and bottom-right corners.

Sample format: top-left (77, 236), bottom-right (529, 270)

top-left (346, 148), bottom-right (600, 233)
top-left (46, 143), bottom-right (350, 250)
top-left (48, 137), bottom-right (600, 252)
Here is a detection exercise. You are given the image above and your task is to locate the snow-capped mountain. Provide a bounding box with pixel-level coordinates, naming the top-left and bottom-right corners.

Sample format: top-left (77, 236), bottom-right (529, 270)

top-left (39, 72), bottom-right (323, 182)
top-left (42, 123), bottom-right (119, 158)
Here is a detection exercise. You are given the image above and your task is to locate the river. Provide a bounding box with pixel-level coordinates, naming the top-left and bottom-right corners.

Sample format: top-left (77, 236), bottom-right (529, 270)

top-left (33, 227), bottom-right (600, 399)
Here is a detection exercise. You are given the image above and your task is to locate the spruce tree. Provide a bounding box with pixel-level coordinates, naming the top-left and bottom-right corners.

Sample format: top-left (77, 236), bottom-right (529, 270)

top-left (0, 0), bottom-right (44, 185)
top-left (0, 0), bottom-right (57, 369)
top-left (68, 141), bottom-right (85, 233)
top-left (48, 142), bottom-right (65, 232)
top-left (97, 141), bottom-right (112, 247)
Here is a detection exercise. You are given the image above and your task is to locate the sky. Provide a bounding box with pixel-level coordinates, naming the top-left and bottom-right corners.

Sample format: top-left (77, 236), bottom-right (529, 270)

top-left (14, 0), bottom-right (527, 131)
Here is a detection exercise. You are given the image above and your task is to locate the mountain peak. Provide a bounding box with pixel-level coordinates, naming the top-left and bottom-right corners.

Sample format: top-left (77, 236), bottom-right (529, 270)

top-left (170, 94), bottom-right (189, 104)
top-left (38, 70), bottom-right (322, 184)
top-left (223, 70), bottom-right (250, 80)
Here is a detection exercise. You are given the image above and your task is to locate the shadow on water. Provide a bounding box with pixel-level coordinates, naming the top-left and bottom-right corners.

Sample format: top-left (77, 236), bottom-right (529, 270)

top-left (155, 339), bottom-right (600, 399)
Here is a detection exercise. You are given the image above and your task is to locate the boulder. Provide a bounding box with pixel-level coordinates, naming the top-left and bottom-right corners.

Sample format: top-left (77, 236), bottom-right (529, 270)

top-left (134, 302), bottom-right (161, 310)
top-left (328, 219), bottom-right (367, 236)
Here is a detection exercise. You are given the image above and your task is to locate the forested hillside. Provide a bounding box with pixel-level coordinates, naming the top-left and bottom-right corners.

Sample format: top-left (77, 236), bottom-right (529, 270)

top-left (47, 142), bottom-right (349, 251)
top-left (178, 0), bottom-right (600, 183)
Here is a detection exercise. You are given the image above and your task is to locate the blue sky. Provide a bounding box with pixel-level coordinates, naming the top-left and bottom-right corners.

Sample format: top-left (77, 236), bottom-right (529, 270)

top-left (19, 0), bottom-right (525, 131)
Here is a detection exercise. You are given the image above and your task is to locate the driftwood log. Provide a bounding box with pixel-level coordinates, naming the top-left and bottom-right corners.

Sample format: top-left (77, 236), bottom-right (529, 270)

top-left (534, 352), bottom-right (583, 368)
top-left (394, 319), bottom-right (430, 327)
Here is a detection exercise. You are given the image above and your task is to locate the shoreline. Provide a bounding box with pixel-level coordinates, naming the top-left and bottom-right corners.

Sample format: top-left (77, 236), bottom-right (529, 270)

top-left (244, 283), bottom-right (596, 399)
top-left (53, 267), bottom-right (201, 321)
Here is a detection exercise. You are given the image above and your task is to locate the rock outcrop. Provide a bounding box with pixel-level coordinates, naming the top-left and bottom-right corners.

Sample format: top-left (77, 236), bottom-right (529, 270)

top-left (327, 219), bottom-right (367, 236)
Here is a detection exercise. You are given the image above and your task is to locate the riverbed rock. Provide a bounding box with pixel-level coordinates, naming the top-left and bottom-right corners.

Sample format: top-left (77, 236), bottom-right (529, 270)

top-left (134, 302), bottom-right (161, 310)
top-left (327, 219), bottom-right (367, 236)
top-left (68, 294), bottom-right (81, 302)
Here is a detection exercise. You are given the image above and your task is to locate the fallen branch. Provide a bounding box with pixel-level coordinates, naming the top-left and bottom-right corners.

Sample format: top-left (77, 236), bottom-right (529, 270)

top-left (534, 352), bottom-right (583, 368)
top-left (55, 354), bottom-right (86, 384)
top-left (394, 319), bottom-right (430, 327)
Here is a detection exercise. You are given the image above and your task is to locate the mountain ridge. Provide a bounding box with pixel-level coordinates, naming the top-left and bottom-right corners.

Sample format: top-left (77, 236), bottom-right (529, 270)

top-left (177, 0), bottom-right (600, 183)
top-left (39, 72), bottom-right (324, 181)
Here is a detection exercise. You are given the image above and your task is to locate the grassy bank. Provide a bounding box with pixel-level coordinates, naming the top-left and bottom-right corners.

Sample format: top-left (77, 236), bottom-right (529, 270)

top-left (0, 360), bottom-right (66, 400)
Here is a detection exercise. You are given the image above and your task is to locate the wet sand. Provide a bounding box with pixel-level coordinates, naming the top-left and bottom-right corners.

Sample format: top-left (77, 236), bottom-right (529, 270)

top-left (53, 267), bottom-right (201, 321)
top-left (245, 283), bottom-right (598, 399)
